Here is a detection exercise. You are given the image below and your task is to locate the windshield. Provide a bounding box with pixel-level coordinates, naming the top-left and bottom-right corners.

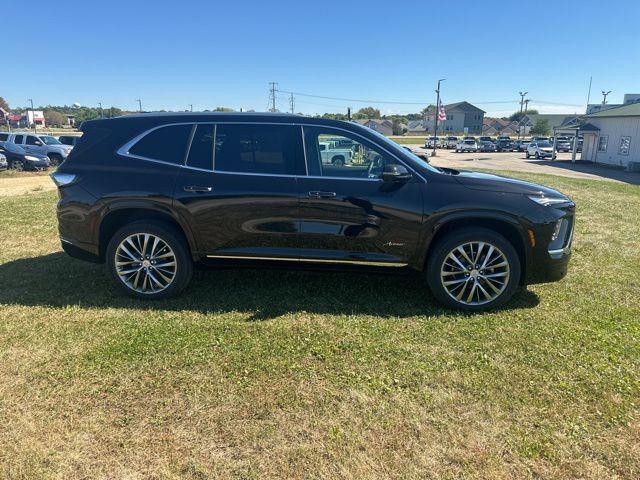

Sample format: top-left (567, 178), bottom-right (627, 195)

top-left (362, 126), bottom-right (441, 173)
top-left (538, 141), bottom-right (552, 147)
top-left (40, 135), bottom-right (62, 145)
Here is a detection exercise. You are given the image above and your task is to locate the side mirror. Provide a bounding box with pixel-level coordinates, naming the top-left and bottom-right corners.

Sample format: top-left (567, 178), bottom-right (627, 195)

top-left (381, 164), bottom-right (412, 182)
top-left (35, 141), bottom-right (42, 146)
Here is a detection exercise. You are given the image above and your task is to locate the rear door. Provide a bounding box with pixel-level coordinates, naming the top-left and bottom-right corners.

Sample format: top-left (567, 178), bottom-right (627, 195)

top-left (296, 125), bottom-right (423, 266)
top-left (173, 122), bottom-right (305, 260)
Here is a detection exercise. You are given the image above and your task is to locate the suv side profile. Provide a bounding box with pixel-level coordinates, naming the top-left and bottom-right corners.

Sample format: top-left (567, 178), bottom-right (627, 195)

top-left (10, 133), bottom-right (73, 165)
top-left (52, 113), bottom-right (575, 311)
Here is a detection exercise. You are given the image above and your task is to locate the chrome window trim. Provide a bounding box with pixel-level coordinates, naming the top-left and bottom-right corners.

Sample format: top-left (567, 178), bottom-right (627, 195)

top-left (117, 120), bottom-right (426, 182)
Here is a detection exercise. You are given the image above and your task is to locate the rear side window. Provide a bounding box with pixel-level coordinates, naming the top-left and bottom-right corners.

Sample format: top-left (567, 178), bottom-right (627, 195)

top-left (214, 124), bottom-right (300, 175)
top-left (0, 133), bottom-right (8, 141)
top-left (186, 124), bottom-right (214, 170)
top-left (129, 124), bottom-right (192, 164)
top-left (13, 135), bottom-right (24, 144)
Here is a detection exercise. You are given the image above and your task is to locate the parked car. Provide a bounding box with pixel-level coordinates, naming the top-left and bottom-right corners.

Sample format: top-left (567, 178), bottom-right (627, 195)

top-left (425, 136), bottom-right (441, 148)
top-left (496, 135), bottom-right (511, 141)
top-left (455, 139), bottom-right (478, 152)
top-left (478, 140), bottom-right (497, 152)
top-left (554, 136), bottom-right (572, 152)
top-left (513, 140), bottom-right (530, 152)
top-left (318, 140), bottom-right (353, 166)
top-left (0, 152), bottom-right (7, 170)
top-left (531, 136), bottom-right (550, 142)
top-left (52, 113), bottom-right (575, 311)
top-left (444, 136), bottom-right (458, 149)
top-left (463, 136), bottom-right (477, 141)
top-left (495, 139), bottom-right (514, 152)
top-left (0, 142), bottom-right (50, 170)
top-left (478, 136), bottom-right (494, 143)
top-left (9, 133), bottom-right (73, 166)
top-left (58, 135), bottom-right (83, 147)
top-left (526, 141), bottom-right (557, 159)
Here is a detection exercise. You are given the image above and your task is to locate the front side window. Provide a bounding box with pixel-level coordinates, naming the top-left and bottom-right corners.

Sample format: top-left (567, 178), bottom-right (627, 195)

top-left (129, 124), bottom-right (192, 164)
top-left (303, 126), bottom-right (393, 179)
top-left (619, 136), bottom-right (631, 155)
top-left (597, 135), bottom-right (608, 152)
top-left (214, 123), bottom-right (300, 175)
top-left (25, 136), bottom-right (40, 145)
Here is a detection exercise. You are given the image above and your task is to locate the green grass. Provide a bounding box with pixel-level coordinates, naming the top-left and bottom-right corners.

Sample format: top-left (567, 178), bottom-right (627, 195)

top-left (388, 135), bottom-right (426, 144)
top-left (0, 172), bottom-right (639, 479)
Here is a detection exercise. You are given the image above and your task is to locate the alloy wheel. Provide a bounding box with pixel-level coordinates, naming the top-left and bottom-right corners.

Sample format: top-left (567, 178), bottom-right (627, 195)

top-left (440, 241), bottom-right (510, 306)
top-left (114, 233), bottom-right (177, 294)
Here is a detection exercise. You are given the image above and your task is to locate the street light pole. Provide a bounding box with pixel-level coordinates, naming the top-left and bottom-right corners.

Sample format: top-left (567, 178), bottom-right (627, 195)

top-left (98, 102), bottom-right (103, 118)
top-left (432, 78), bottom-right (445, 157)
top-left (601, 90), bottom-right (611, 105)
top-left (28, 98), bottom-right (36, 133)
top-left (518, 91), bottom-right (528, 139)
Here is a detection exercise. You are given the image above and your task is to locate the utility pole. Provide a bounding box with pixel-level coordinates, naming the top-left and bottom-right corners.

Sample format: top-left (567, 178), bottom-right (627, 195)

top-left (98, 102), bottom-right (103, 118)
top-left (136, 99), bottom-right (142, 112)
top-left (347, 107), bottom-right (351, 121)
top-left (518, 91), bottom-right (528, 139)
top-left (289, 93), bottom-right (295, 114)
top-left (432, 79), bottom-right (445, 157)
top-left (601, 90), bottom-right (611, 105)
top-left (188, 104), bottom-right (193, 112)
top-left (586, 76), bottom-right (593, 109)
top-left (268, 82), bottom-right (278, 112)
top-left (28, 98), bottom-right (36, 133)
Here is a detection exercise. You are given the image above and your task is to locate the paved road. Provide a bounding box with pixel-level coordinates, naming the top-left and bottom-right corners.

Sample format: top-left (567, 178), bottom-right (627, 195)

top-left (405, 146), bottom-right (640, 185)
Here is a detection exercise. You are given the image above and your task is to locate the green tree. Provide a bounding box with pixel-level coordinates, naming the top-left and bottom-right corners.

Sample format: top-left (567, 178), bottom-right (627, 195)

top-left (530, 118), bottom-right (550, 135)
top-left (509, 109), bottom-right (538, 122)
top-left (391, 118), bottom-right (406, 135)
top-left (213, 107), bottom-right (234, 112)
top-left (352, 107), bottom-right (381, 119)
top-left (0, 96), bottom-right (9, 111)
top-left (44, 110), bottom-right (68, 127)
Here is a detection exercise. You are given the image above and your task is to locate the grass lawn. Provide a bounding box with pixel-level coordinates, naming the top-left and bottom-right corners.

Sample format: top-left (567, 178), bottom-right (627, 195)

top-left (387, 135), bottom-right (427, 144)
top-left (0, 171), bottom-right (638, 479)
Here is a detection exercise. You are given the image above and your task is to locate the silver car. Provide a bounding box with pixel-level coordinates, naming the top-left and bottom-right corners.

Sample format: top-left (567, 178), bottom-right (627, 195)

top-left (526, 141), bottom-right (556, 159)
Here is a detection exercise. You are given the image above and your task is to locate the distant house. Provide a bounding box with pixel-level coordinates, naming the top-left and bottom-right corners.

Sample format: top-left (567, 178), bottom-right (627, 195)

top-left (407, 119), bottom-right (427, 135)
top-left (483, 118), bottom-right (519, 136)
top-left (423, 101), bottom-right (485, 135)
top-left (578, 102), bottom-right (640, 169)
top-left (520, 114), bottom-right (580, 134)
top-left (354, 118), bottom-right (394, 136)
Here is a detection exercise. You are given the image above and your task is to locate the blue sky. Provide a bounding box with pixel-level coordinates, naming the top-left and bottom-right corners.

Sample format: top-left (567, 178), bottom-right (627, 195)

top-left (4, 0), bottom-right (640, 117)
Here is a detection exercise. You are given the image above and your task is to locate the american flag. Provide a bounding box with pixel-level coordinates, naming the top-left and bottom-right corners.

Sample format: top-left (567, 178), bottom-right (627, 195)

top-left (437, 101), bottom-right (447, 122)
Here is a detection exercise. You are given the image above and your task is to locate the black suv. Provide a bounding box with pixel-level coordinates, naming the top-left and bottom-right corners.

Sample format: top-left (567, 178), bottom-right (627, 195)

top-left (52, 113), bottom-right (575, 310)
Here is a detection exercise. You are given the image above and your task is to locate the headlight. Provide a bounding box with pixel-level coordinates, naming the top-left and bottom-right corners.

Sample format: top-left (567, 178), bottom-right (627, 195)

top-left (24, 155), bottom-right (40, 161)
top-left (527, 195), bottom-right (569, 207)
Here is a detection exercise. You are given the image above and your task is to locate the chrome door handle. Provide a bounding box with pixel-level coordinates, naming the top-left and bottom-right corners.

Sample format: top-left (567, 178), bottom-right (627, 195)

top-left (183, 185), bottom-right (212, 193)
top-left (308, 191), bottom-right (336, 198)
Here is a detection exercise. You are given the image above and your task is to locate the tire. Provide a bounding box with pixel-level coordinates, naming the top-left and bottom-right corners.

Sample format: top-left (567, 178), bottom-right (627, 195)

top-left (332, 156), bottom-right (345, 167)
top-left (535, 152), bottom-right (540, 159)
top-left (106, 221), bottom-right (193, 300)
top-left (525, 152), bottom-right (530, 159)
top-left (48, 153), bottom-right (63, 166)
top-left (10, 160), bottom-right (24, 171)
top-left (426, 227), bottom-right (521, 311)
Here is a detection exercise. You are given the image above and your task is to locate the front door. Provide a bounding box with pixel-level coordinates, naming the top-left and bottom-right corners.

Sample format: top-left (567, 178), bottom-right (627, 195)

top-left (24, 135), bottom-right (45, 155)
top-left (174, 122), bottom-right (305, 260)
top-left (297, 126), bottom-right (424, 266)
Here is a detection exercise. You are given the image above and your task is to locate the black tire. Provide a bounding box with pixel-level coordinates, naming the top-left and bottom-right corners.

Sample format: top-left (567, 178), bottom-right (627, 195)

top-left (10, 160), bottom-right (24, 171)
top-left (535, 152), bottom-right (540, 159)
top-left (106, 220), bottom-right (193, 300)
top-left (48, 153), bottom-right (63, 166)
top-left (426, 227), bottom-right (521, 311)
top-left (332, 156), bottom-right (345, 167)
top-left (525, 152), bottom-right (530, 159)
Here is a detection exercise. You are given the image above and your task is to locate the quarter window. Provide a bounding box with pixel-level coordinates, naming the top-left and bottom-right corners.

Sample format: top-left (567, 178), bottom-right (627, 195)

top-left (129, 124), bottom-right (192, 164)
top-left (186, 124), bottom-right (214, 170)
top-left (303, 126), bottom-right (393, 179)
top-left (597, 135), bottom-right (608, 152)
top-left (214, 124), bottom-right (300, 175)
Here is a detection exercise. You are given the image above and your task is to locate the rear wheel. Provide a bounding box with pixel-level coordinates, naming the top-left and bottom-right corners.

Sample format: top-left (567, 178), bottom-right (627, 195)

top-left (10, 160), bottom-right (24, 171)
top-left (426, 228), bottom-right (521, 311)
top-left (332, 156), bottom-right (345, 166)
top-left (106, 221), bottom-right (193, 299)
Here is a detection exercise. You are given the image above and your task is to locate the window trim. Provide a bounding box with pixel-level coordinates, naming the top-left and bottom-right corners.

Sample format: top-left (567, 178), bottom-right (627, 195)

top-left (597, 135), bottom-right (608, 152)
top-left (118, 120), bottom-right (425, 182)
top-left (618, 136), bottom-right (631, 156)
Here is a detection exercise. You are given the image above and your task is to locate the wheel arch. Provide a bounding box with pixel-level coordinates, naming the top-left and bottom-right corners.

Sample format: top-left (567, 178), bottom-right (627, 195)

top-left (422, 213), bottom-right (529, 285)
top-left (97, 203), bottom-right (199, 262)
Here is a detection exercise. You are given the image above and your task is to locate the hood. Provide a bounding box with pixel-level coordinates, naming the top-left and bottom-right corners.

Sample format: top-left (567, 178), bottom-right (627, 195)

top-left (453, 170), bottom-right (568, 197)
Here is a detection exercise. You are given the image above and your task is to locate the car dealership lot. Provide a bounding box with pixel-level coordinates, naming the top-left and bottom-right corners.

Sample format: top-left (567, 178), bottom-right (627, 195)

top-left (0, 169), bottom-right (638, 478)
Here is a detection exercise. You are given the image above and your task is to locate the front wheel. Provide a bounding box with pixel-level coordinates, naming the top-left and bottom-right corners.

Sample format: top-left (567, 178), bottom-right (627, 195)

top-left (48, 153), bottom-right (63, 166)
top-left (426, 228), bottom-right (521, 311)
top-left (525, 152), bottom-right (530, 158)
top-left (535, 152), bottom-right (540, 159)
top-left (10, 160), bottom-right (24, 171)
top-left (106, 221), bottom-right (193, 299)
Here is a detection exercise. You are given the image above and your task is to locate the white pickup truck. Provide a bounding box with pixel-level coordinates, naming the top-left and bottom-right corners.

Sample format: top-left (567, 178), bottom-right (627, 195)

top-left (318, 141), bottom-right (354, 166)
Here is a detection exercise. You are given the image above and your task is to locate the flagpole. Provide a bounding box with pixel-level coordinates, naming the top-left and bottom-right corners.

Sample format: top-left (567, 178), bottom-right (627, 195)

top-left (432, 78), bottom-right (445, 157)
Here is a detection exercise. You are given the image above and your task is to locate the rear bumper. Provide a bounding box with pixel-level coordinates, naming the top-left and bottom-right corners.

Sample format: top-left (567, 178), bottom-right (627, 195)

top-left (61, 238), bottom-right (101, 263)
